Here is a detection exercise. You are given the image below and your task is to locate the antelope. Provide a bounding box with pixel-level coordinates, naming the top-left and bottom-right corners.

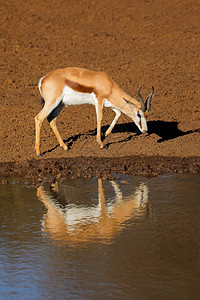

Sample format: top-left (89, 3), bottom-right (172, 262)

top-left (35, 67), bottom-right (154, 156)
top-left (37, 179), bottom-right (150, 245)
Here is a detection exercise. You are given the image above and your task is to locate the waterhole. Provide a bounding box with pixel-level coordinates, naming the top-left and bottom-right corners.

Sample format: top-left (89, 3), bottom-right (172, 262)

top-left (0, 174), bottom-right (200, 299)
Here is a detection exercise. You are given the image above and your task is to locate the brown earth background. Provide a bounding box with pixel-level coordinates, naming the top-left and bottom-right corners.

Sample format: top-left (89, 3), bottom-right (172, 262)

top-left (0, 0), bottom-right (200, 183)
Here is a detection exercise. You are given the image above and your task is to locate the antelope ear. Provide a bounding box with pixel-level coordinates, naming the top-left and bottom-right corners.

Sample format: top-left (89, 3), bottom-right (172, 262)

top-left (123, 97), bottom-right (135, 106)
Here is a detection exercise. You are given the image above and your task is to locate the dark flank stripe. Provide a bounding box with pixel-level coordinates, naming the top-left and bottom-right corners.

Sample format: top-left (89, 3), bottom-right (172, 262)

top-left (65, 79), bottom-right (95, 94)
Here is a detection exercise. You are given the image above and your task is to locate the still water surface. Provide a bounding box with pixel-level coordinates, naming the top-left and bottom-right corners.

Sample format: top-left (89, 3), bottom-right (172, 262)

top-left (0, 174), bottom-right (200, 299)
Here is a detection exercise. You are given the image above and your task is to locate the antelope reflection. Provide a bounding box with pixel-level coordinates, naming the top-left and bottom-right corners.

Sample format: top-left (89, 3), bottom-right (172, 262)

top-left (37, 179), bottom-right (151, 245)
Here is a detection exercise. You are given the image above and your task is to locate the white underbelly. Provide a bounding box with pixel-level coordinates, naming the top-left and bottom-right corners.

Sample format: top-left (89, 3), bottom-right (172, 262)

top-left (62, 86), bottom-right (113, 108)
top-left (64, 205), bottom-right (101, 231)
top-left (62, 86), bottom-right (97, 106)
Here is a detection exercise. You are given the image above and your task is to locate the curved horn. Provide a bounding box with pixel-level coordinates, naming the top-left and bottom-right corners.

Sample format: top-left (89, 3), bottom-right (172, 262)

top-left (137, 87), bottom-right (145, 112)
top-left (145, 86), bottom-right (154, 112)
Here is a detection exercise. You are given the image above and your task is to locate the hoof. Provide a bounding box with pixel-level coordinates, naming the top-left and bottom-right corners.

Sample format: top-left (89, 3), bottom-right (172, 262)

top-left (105, 131), bottom-right (109, 137)
top-left (37, 153), bottom-right (42, 157)
top-left (62, 145), bottom-right (68, 151)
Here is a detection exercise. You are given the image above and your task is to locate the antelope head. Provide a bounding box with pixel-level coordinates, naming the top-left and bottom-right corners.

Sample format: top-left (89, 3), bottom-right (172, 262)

top-left (134, 86), bottom-right (154, 133)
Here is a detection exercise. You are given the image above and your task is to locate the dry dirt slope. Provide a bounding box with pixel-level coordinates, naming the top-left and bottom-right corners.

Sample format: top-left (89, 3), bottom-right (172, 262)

top-left (0, 0), bottom-right (200, 180)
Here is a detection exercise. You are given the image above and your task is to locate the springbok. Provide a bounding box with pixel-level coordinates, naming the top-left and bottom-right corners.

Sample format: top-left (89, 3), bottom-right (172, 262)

top-left (35, 67), bottom-right (154, 156)
top-left (37, 179), bottom-right (150, 245)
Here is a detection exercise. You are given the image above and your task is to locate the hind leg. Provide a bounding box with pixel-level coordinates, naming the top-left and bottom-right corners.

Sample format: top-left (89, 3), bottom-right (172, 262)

top-left (48, 101), bottom-right (68, 151)
top-left (49, 119), bottom-right (68, 151)
top-left (35, 104), bottom-right (51, 156)
top-left (35, 99), bottom-right (65, 156)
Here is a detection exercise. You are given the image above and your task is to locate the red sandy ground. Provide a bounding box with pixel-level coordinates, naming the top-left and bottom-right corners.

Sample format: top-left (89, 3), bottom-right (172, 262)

top-left (0, 0), bottom-right (200, 182)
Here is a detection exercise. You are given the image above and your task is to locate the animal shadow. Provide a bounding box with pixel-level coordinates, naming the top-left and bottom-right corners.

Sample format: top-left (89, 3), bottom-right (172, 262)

top-left (147, 120), bottom-right (200, 143)
top-left (42, 122), bottom-right (140, 154)
top-left (42, 120), bottom-right (199, 155)
top-left (42, 132), bottom-right (89, 155)
top-left (101, 123), bottom-right (141, 147)
top-left (102, 120), bottom-right (200, 145)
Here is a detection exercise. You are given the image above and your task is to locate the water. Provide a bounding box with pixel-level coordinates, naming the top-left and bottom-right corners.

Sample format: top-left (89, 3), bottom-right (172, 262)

top-left (0, 174), bottom-right (200, 300)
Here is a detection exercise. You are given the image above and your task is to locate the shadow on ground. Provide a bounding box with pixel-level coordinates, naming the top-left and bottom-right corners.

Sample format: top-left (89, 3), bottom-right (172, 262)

top-left (42, 121), bottom-right (200, 155)
top-left (103, 120), bottom-right (200, 147)
top-left (147, 120), bottom-right (200, 143)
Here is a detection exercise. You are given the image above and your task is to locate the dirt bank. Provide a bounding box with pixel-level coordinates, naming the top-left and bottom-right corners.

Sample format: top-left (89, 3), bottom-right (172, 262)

top-left (0, 156), bottom-right (200, 186)
top-left (0, 0), bottom-right (200, 183)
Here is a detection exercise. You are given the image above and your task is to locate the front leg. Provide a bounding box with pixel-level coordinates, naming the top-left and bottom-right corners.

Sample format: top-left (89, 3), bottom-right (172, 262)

top-left (105, 108), bottom-right (121, 137)
top-left (96, 97), bottom-right (104, 148)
